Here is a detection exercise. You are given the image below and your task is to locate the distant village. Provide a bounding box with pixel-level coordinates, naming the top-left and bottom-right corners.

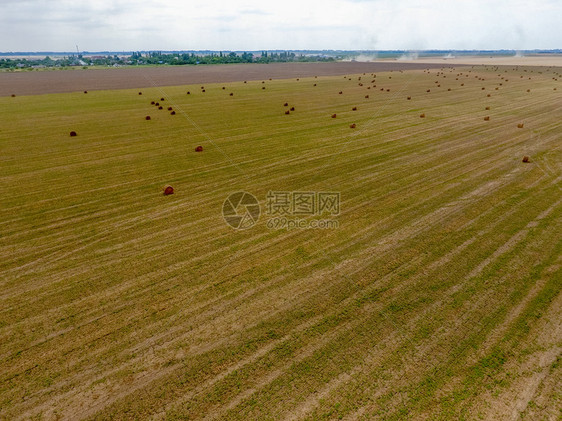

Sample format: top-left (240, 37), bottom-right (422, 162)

top-left (0, 51), bottom-right (337, 70)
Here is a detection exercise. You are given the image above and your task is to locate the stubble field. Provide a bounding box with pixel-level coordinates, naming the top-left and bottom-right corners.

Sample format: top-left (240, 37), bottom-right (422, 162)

top-left (0, 63), bottom-right (561, 420)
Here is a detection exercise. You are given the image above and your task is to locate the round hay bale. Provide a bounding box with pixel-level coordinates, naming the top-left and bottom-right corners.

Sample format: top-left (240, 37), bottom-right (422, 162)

top-left (187, 91), bottom-right (190, 94)
top-left (160, 97), bottom-right (165, 101)
top-left (70, 131), bottom-right (77, 137)
top-left (170, 111), bottom-right (176, 115)
top-left (313, 84), bottom-right (317, 86)
top-left (386, 89), bottom-right (390, 92)
top-left (139, 92), bottom-right (142, 95)
top-left (427, 89), bottom-right (431, 92)
top-left (11, 94), bottom-right (16, 97)
top-left (202, 89), bottom-right (206, 92)
top-left (84, 90), bottom-right (88, 94)
top-left (222, 87), bottom-right (226, 90)
top-left (420, 113), bottom-right (425, 118)
top-left (244, 81), bottom-right (247, 83)
top-left (262, 87), bottom-right (265, 90)
top-left (229, 93), bottom-right (233, 96)
top-left (145, 115), bottom-right (151, 120)
top-left (290, 107), bottom-right (295, 111)
top-left (407, 96), bottom-right (411, 100)
top-left (522, 156), bottom-right (530, 163)
top-left (487, 94), bottom-right (491, 97)
top-left (448, 88), bottom-right (451, 91)
top-left (352, 107), bottom-right (357, 111)
top-left (484, 116), bottom-right (490, 121)
top-left (167, 107), bottom-right (172, 111)
top-left (283, 102), bottom-right (288, 106)
top-left (155, 102), bottom-right (159, 106)
top-left (339, 91), bottom-right (343, 94)
top-left (517, 123), bottom-right (524, 128)
top-left (195, 146), bottom-right (203, 152)
top-left (485, 106), bottom-right (490, 110)
top-left (365, 95), bottom-right (369, 98)
top-left (350, 123), bottom-right (356, 129)
top-left (285, 110), bottom-right (290, 115)
top-left (331, 113), bottom-right (337, 118)
top-left (158, 106), bottom-right (163, 110)
top-left (461, 83), bottom-right (464, 86)
top-left (527, 89), bottom-right (531, 92)
top-left (164, 186), bottom-right (174, 195)
top-left (151, 101), bottom-right (155, 105)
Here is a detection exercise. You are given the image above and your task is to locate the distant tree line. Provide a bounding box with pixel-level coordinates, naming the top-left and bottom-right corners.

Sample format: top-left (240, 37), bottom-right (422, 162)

top-left (0, 51), bottom-right (336, 70)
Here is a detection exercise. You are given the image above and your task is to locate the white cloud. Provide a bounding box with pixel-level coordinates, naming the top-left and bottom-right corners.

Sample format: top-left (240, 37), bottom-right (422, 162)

top-left (0, 0), bottom-right (560, 51)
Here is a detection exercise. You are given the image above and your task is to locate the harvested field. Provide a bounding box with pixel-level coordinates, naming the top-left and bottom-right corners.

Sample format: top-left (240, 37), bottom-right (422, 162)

top-left (0, 62), bottom-right (460, 97)
top-left (0, 64), bottom-right (561, 421)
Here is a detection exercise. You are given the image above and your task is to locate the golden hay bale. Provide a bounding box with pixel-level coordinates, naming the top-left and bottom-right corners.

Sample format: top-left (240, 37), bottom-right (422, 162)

top-left (331, 113), bottom-right (337, 118)
top-left (485, 106), bottom-right (490, 110)
top-left (484, 116), bottom-right (490, 121)
top-left (84, 91), bottom-right (88, 94)
top-left (522, 156), bottom-right (530, 163)
top-left (262, 87), bottom-right (265, 90)
top-left (407, 96), bottom-right (411, 100)
top-left (70, 131), bottom-right (77, 137)
top-left (187, 91), bottom-right (190, 94)
top-left (202, 89), bottom-right (206, 92)
top-left (352, 107), bottom-right (357, 111)
top-left (313, 84), bottom-right (317, 86)
top-left (339, 91), bottom-right (343, 94)
top-left (160, 97), bottom-right (165, 101)
top-left (151, 101), bottom-right (155, 105)
top-left (222, 87), bottom-right (226, 90)
top-left (145, 115), bottom-right (151, 120)
top-left (283, 102), bottom-right (288, 106)
top-left (290, 107), bottom-right (295, 111)
top-left (139, 92), bottom-right (142, 95)
top-left (285, 110), bottom-right (290, 115)
top-left (158, 106), bottom-right (163, 110)
top-left (420, 113), bottom-right (425, 118)
top-left (350, 123), bottom-right (356, 128)
top-left (386, 89), bottom-right (390, 92)
top-left (11, 94), bottom-right (16, 97)
top-left (195, 146), bottom-right (203, 152)
top-left (164, 186), bottom-right (174, 195)
top-left (365, 95), bottom-right (369, 98)
top-left (427, 89), bottom-right (431, 92)
top-left (229, 93), bottom-right (234, 96)
top-left (461, 83), bottom-right (464, 86)
top-left (155, 102), bottom-right (159, 106)
top-left (170, 111), bottom-right (176, 115)
top-left (517, 123), bottom-right (524, 128)
top-left (448, 88), bottom-right (451, 91)
top-left (167, 107), bottom-right (172, 110)
top-left (527, 89), bottom-right (531, 92)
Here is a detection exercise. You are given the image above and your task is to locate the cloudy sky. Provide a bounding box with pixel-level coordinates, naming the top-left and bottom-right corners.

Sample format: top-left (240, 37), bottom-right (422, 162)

top-left (0, 0), bottom-right (560, 52)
